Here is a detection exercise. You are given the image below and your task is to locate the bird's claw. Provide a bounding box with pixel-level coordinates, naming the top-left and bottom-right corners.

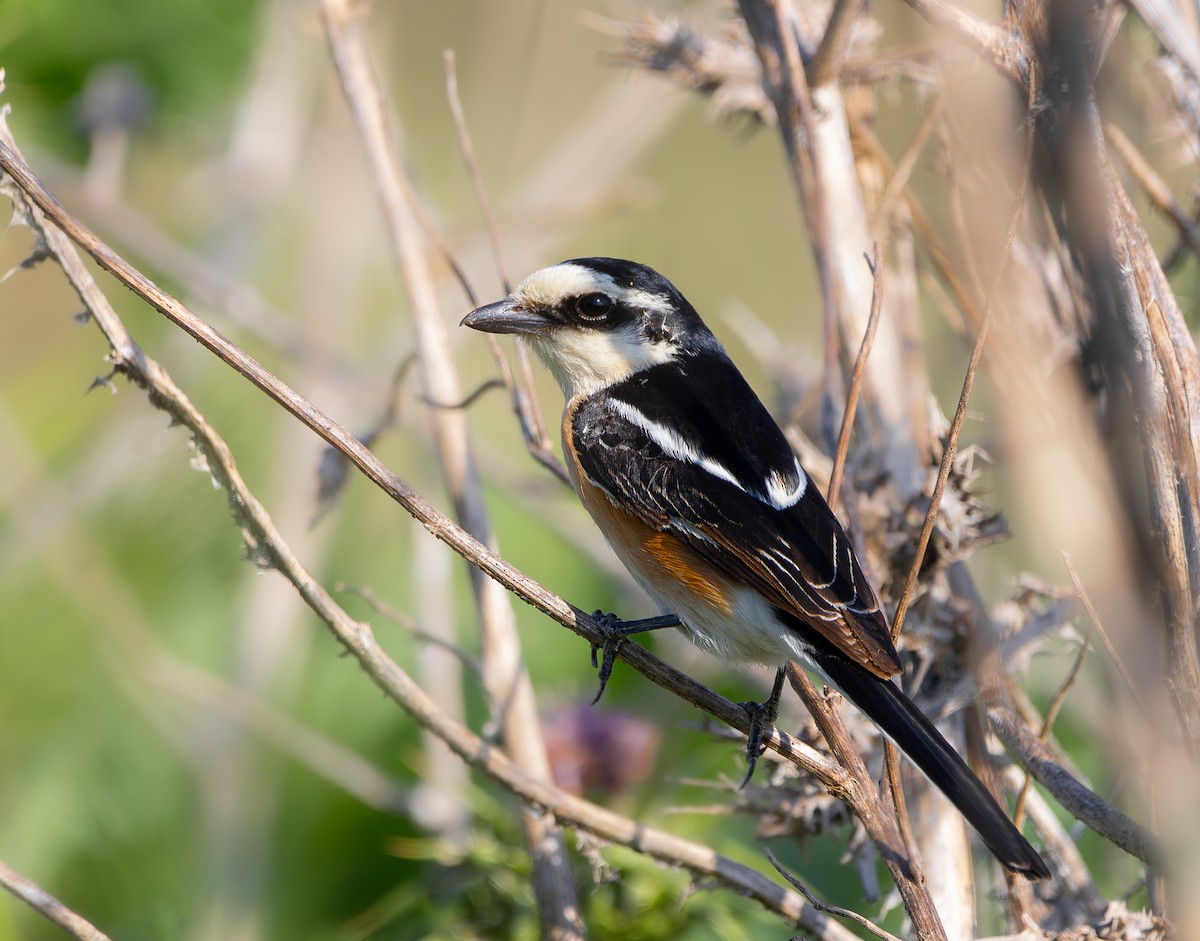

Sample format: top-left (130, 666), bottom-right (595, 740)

top-left (589, 610), bottom-right (628, 704)
top-left (586, 611), bottom-right (681, 704)
top-left (738, 699), bottom-right (771, 788)
top-left (737, 666), bottom-right (786, 789)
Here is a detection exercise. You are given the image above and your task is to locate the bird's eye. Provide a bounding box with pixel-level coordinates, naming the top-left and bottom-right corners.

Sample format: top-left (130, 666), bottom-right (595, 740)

top-left (575, 292), bottom-right (613, 321)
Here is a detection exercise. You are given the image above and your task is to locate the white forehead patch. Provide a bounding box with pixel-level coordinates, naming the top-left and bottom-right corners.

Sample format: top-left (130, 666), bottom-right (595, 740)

top-left (518, 263), bottom-right (619, 306)
top-left (516, 263), bottom-right (673, 314)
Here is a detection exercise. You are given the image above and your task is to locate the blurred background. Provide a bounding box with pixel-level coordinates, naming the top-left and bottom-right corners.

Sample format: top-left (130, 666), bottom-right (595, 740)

top-left (1, 0), bottom-right (1192, 938)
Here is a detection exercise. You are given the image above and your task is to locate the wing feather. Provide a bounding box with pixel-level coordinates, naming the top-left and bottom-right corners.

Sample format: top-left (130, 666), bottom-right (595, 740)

top-left (572, 389), bottom-right (901, 678)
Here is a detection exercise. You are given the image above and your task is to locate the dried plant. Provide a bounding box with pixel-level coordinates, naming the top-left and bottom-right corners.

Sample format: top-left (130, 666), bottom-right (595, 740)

top-left (2, 0), bottom-right (1199, 938)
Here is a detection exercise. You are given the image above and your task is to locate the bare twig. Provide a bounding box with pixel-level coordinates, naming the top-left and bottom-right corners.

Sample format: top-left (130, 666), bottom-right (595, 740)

top-left (871, 91), bottom-right (947, 234)
top-left (987, 705), bottom-right (1161, 866)
top-left (1061, 552), bottom-right (1165, 899)
top-left (336, 582), bottom-right (483, 677)
top-left (850, 113), bottom-right (986, 331)
top-left (1035, 637), bottom-right (1088, 740)
top-left (1012, 636), bottom-right (1089, 829)
top-left (764, 848), bottom-right (905, 941)
top-left (0, 861), bottom-right (113, 941)
top-left (890, 75), bottom-right (1037, 643)
top-left (420, 378), bottom-right (505, 411)
top-left (940, 104), bottom-right (989, 309)
top-left (1105, 121), bottom-right (1200, 263)
top-left (475, 333), bottom-right (569, 484)
top-left (901, 0), bottom-right (1029, 84)
top-left (808, 0), bottom-right (866, 87)
top-left (442, 49), bottom-right (563, 483)
top-left (444, 50), bottom-right (510, 295)
top-left (826, 244), bottom-right (884, 512)
top-left (882, 741), bottom-right (923, 883)
top-left (1062, 552), bottom-right (1149, 718)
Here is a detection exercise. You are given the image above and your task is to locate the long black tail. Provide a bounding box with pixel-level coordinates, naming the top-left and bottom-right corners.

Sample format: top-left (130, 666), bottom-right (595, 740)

top-left (813, 651), bottom-right (1050, 880)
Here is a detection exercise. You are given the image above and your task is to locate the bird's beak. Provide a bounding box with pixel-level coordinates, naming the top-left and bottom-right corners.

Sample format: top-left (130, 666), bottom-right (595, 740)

top-left (460, 299), bottom-right (553, 336)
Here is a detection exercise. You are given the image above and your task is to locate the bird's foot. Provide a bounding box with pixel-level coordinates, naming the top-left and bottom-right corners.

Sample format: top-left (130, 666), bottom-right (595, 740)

top-left (588, 611), bottom-right (680, 704)
top-left (737, 666), bottom-right (787, 788)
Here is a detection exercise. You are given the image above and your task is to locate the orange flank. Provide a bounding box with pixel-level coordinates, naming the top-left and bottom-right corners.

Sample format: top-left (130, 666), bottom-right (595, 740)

top-left (641, 533), bottom-right (733, 614)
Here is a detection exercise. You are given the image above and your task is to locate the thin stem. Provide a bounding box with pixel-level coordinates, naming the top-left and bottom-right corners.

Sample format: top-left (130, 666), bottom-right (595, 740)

top-left (890, 76), bottom-right (1037, 643)
top-left (827, 243), bottom-right (884, 512)
top-left (443, 49), bottom-right (562, 481)
top-left (444, 50), bottom-right (511, 294)
top-left (0, 861), bottom-right (113, 941)
top-left (764, 848), bottom-right (905, 941)
top-left (1062, 552), bottom-right (1149, 718)
top-left (1012, 636), bottom-right (1089, 828)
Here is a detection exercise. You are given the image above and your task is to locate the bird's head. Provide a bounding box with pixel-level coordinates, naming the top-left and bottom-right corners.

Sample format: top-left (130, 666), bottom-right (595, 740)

top-left (461, 258), bottom-right (716, 399)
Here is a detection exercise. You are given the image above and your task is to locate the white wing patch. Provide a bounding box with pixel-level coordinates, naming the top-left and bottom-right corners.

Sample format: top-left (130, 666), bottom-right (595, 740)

top-left (765, 462), bottom-right (807, 508)
top-left (808, 531), bottom-right (839, 590)
top-left (609, 400), bottom-right (806, 510)
top-left (609, 400), bottom-right (744, 490)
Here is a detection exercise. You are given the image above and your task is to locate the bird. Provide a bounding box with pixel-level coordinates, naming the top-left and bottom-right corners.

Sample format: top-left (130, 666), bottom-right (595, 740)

top-left (461, 256), bottom-right (1050, 880)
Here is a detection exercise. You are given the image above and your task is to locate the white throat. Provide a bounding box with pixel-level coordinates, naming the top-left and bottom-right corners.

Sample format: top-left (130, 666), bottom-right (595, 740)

top-left (524, 324), bottom-right (675, 399)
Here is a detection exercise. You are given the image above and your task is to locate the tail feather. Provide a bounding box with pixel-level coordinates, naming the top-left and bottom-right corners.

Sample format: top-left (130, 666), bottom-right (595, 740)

top-left (813, 651), bottom-right (1050, 880)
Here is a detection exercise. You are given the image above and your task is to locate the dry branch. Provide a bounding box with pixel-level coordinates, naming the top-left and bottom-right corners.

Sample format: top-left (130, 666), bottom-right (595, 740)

top-left (0, 861), bottom-right (113, 941)
top-left (987, 705), bottom-right (1160, 867)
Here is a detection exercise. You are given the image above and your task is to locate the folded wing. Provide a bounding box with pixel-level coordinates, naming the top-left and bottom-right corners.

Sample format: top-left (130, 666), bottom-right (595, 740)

top-left (572, 368), bottom-right (901, 679)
